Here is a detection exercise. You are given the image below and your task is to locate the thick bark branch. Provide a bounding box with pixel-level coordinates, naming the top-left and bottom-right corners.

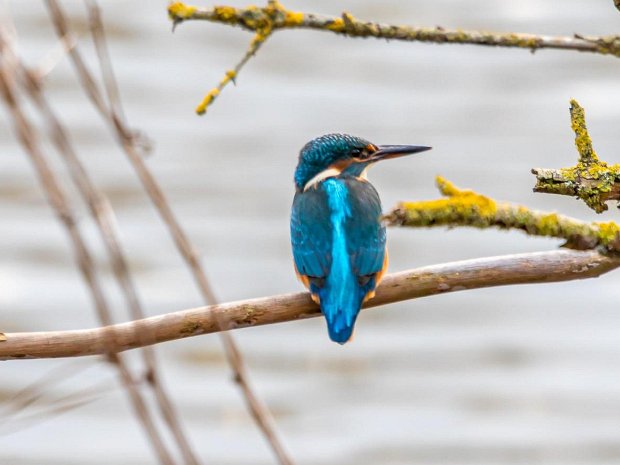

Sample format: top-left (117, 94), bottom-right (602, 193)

top-left (1, 250), bottom-right (617, 361)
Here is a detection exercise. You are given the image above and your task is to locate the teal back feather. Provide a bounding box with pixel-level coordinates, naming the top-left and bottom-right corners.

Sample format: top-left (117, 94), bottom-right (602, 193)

top-left (319, 179), bottom-right (363, 343)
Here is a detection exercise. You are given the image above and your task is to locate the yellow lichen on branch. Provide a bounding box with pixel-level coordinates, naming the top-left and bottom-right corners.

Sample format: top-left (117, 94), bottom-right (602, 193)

top-left (389, 177), bottom-right (498, 228)
top-left (570, 98), bottom-right (597, 164)
top-left (169, 2), bottom-right (283, 114)
top-left (194, 70), bottom-right (238, 114)
top-left (168, 2), bottom-right (197, 21)
top-left (167, 1), bottom-right (620, 58)
top-left (532, 99), bottom-right (620, 213)
top-left (385, 176), bottom-right (620, 254)
top-left (167, 2), bottom-right (620, 115)
top-left (195, 88), bottom-right (219, 114)
top-left (192, 28), bottom-right (269, 115)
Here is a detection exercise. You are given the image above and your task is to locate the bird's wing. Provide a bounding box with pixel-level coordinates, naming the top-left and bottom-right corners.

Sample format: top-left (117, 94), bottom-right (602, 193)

top-left (342, 178), bottom-right (386, 278)
top-left (290, 188), bottom-right (332, 279)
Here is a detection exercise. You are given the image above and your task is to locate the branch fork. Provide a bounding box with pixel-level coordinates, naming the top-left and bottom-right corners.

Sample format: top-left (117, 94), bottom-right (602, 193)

top-left (532, 99), bottom-right (620, 213)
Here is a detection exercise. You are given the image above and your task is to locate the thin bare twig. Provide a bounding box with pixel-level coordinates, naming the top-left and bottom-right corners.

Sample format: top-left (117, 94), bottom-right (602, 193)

top-left (62, 3), bottom-right (201, 462)
top-left (22, 56), bottom-right (200, 465)
top-left (33, 32), bottom-right (78, 81)
top-left (44, 1), bottom-right (294, 463)
top-left (0, 37), bottom-right (176, 465)
top-left (0, 249), bottom-right (617, 360)
top-left (4, 6), bottom-right (195, 463)
top-left (0, 360), bottom-right (93, 422)
top-left (0, 379), bottom-right (120, 436)
top-left (86, 1), bottom-right (127, 123)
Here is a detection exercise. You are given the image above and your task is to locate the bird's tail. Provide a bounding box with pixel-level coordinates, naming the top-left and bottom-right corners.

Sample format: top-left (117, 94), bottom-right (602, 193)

top-left (318, 277), bottom-right (370, 344)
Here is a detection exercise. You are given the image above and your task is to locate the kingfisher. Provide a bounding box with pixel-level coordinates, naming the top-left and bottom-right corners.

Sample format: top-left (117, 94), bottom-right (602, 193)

top-left (290, 133), bottom-right (431, 344)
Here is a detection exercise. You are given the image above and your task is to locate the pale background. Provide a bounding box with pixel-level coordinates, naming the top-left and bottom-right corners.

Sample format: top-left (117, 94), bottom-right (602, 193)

top-left (1, 1), bottom-right (620, 464)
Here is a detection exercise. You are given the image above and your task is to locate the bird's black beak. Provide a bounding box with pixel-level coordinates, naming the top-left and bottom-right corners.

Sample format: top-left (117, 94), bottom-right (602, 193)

top-left (370, 144), bottom-right (432, 161)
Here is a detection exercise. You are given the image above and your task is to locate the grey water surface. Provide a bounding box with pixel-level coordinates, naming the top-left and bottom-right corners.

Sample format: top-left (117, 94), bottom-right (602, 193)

top-left (1, 1), bottom-right (620, 464)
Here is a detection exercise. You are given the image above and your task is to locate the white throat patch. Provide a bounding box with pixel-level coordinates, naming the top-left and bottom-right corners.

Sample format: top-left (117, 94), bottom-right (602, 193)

top-left (303, 167), bottom-right (342, 192)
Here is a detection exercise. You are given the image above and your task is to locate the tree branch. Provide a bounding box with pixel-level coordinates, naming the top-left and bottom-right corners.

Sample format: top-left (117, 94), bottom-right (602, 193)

top-left (193, 31), bottom-right (269, 115)
top-left (532, 99), bottom-right (620, 213)
top-left (168, 2), bottom-right (620, 114)
top-left (385, 176), bottom-right (620, 253)
top-left (168, 2), bottom-right (620, 56)
top-left (1, 250), bottom-right (617, 360)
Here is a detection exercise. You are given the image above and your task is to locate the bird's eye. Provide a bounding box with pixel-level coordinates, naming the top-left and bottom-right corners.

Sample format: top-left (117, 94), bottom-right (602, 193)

top-left (352, 144), bottom-right (377, 159)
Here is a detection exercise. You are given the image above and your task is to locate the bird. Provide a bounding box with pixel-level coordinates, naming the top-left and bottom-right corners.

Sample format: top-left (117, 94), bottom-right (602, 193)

top-left (290, 133), bottom-right (431, 344)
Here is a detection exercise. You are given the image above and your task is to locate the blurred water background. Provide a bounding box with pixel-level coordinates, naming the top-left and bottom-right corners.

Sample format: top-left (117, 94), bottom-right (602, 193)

top-left (1, 1), bottom-right (620, 464)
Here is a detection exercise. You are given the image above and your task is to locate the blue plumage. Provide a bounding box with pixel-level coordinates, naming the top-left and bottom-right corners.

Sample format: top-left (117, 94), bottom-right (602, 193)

top-left (291, 177), bottom-right (384, 343)
top-left (290, 133), bottom-right (431, 343)
top-left (319, 179), bottom-right (358, 342)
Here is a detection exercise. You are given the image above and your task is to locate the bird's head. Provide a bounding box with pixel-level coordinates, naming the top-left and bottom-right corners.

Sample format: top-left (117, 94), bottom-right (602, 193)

top-left (294, 133), bottom-right (431, 191)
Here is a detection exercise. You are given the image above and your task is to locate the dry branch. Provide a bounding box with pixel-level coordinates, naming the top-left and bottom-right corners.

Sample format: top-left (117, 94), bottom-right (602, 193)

top-left (44, 1), bottom-right (293, 463)
top-left (83, 5), bottom-right (199, 463)
top-left (1, 250), bottom-right (617, 360)
top-left (0, 38), bottom-right (176, 465)
top-left (168, 1), bottom-right (620, 114)
top-left (532, 99), bottom-right (620, 213)
top-left (4, 7), bottom-right (200, 463)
